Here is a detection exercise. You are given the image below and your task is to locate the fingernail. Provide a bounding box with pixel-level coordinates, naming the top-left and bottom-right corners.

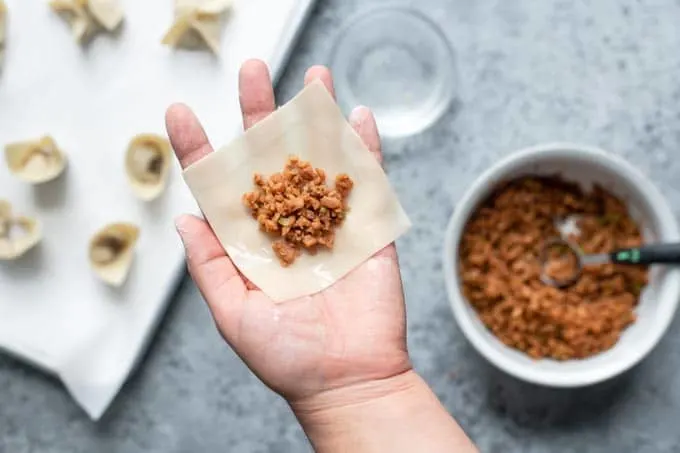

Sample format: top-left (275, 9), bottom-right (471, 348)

top-left (349, 105), bottom-right (369, 126)
top-left (174, 215), bottom-right (191, 243)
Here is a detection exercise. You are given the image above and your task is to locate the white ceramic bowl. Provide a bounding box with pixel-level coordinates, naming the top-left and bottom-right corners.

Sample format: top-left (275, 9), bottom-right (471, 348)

top-left (443, 143), bottom-right (680, 387)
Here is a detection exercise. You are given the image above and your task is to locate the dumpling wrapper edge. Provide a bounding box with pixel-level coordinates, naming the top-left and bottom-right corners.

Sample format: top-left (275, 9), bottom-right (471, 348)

top-left (125, 133), bottom-right (172, 201)
top-left (162, 0), bottom-right (231, 54)
top-left (87, 0), bottom-right (124, 31)
top-left (0, 200), bottom-right (42, 261)
top-left (4, 136), bottom-right (68, 184)
top-left (89, 223), bottom-right (139, 287)
top-left (49, 0), bottom-right (123, 42)
top-left (182, 80), bottom-right (412, 302)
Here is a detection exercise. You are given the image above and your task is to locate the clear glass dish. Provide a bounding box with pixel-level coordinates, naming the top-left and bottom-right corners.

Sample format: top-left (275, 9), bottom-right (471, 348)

top-left (329, 7), bottom-right (458, 138)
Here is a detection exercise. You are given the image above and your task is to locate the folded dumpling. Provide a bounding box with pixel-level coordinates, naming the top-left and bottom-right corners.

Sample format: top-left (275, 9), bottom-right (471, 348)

top-left (125, 134), bottom-right (172, 201)
top-left (49, 0), bottom-right (124, 43)
top-left (162, 0), bottom-right (232, 54)
top-left (0, 1), bottom-right (7, 69)
top-left (5, 136), bottom-right (67, 184)
top-left (88, 222), bottom-right (139, 286)
top-left (0, 200), bottom-right (42, 261)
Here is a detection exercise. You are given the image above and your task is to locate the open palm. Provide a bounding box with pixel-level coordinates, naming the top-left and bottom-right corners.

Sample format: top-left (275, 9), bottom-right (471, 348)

top-left (166, 60), bottom-right (410, 403)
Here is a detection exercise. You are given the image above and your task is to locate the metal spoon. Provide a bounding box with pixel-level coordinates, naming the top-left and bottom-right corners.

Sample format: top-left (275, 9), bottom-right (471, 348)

top-left (539, 238), bottom-right (680, 288)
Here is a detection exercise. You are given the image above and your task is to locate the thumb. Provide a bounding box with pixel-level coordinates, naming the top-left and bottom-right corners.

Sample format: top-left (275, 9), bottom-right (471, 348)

top-left (175, 214), bottom-right (246, 339)
top-left (175, 214), bottom-right (227, 267)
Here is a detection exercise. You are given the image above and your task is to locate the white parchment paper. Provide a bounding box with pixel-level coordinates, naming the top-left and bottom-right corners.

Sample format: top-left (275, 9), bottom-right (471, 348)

top-left (0, 0), bottom-right (314, 420)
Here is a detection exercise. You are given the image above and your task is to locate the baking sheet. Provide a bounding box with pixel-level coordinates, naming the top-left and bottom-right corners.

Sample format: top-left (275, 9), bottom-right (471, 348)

top-left (0, 0), bottom-right (315, 420)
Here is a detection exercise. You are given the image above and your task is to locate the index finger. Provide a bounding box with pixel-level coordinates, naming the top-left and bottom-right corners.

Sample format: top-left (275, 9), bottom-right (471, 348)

top-left (165, 103), bottom-right (214, 170)
top-left (165, 59), bottom-right (275, 169)
top-left (239, 59), bottom-right (276, 130)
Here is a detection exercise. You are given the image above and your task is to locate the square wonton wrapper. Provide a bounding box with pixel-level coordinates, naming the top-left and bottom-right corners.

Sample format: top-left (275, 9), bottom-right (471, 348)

top-left (183, 81), bottom-right (412, 302)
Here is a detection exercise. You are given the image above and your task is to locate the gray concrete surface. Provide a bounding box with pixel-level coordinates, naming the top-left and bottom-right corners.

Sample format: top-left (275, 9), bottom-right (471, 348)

top-left (3, 0), bottom-right (680, 452)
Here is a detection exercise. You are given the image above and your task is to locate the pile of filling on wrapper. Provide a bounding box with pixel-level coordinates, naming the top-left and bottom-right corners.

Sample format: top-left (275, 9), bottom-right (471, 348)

top-left (243, 156), bottom-right (354, 266)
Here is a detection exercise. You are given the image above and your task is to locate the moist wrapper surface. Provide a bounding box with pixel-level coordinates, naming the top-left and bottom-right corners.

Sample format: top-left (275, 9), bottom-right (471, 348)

top-left (183, 81), bottom-right (412, 301)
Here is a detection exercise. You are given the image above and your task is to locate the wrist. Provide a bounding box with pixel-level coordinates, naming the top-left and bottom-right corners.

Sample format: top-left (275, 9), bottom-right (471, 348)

top-left (291, 370), bottom-right (477, 453)
top-left (291, 369), bottom-right (421, 452)
top-left (290, 368), bottom-right (420, 418)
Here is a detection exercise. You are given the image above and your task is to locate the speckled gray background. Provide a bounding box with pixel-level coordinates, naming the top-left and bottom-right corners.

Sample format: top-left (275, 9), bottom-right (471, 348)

top-left (3, 0), bottom-right (680, 452)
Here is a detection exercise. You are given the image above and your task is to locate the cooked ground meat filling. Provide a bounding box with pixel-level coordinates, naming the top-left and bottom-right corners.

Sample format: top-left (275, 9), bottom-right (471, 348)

top-left (459, 176), bottom-right (648, 360)
top-left (243, 156), bottom-right (354, 266)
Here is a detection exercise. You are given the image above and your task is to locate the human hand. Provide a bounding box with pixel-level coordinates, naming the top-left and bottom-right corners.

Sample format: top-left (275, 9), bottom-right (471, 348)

top-left (165, 59), bottom-right (411, 404)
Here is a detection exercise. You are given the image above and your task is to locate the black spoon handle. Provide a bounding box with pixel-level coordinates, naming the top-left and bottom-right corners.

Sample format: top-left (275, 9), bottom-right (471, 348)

top-left (610, 242), bottom-right (680, 265)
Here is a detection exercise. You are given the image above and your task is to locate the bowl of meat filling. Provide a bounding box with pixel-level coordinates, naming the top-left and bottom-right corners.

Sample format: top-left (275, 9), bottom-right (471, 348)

top-left (443, 143), bottom-right (680, 387)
